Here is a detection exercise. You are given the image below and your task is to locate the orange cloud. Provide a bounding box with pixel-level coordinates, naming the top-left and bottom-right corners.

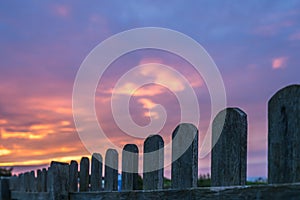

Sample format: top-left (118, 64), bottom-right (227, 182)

top-left (0, 119), bottom-right (7, 125)
top-left (111, 83), bottom-right (166, 97)
top-left (138, 98), bottom-right (157, 109)
top-left (137, 98), bottom-right (159, 119)
top-left (272, 57), bottom-right (288, 69)
top-left (1, 129), bottom-right (46, 140)
top-left (0, 155), bottom-right (89, 167)
top-left (111, 63), bottom-right (189, 98)
top-left (139, 63), bottom-right (186, 92)
top-left (0, 146), bottom-right (11, 156)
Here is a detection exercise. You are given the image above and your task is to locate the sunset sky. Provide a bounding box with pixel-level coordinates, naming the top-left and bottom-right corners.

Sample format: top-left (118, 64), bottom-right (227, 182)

top-left (0, 1), bottom-right (300, 178)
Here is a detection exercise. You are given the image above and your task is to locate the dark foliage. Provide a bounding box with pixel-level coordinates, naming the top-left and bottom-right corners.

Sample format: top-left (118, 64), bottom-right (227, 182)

top-left (0, 167), bottom-right (13, 177)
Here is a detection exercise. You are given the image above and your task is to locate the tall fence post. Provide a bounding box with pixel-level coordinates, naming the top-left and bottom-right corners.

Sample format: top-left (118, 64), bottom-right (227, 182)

top-left (37, 169), bottom-right (42, 192)
top-left (69, 160), bottom-right (78, 192)
top-left (105, 149), bottom-right (119, 191)
top-left (171, 123), bottom-right (198, 189)
top-left (24, 172), bottom-right (30, 192)
top-left (0, 177), bottom-right (10, 200)
top-left (48, 161), bottom-right (69, 200)
top-left (80, 157), bottom-right (90, 192)
top-left (41, 168), bottom-right (47, 192)
top-left (29, 170), bottom-right (36, 192)
top-left (36, 168), bottom-right (47, 192)
top-left (122, 144), bottom-right (139, 190)
top-left (19, 173), bottom-right (25, 192)
top-left (47, 166), bottom-right (53, 193)
top-left (143, 134), bottom-right (164, 190)
top-left (211, 107), bottom-right (247, 186)
top-left (9, 175), bottom-right (19, 192)
top-left (268, 84), bottom-right (300, 184)
top-left (91, 153), bottom-right (103, 191)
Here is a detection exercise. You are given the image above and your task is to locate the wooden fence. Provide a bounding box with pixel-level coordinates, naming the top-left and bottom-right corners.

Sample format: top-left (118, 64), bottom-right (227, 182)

top-left (1, 84), bottom-right (300, 200)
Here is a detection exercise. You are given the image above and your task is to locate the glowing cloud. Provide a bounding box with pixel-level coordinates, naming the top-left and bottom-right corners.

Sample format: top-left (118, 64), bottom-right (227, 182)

top-left (1, 129), bottom-right (46, 140)
top-left (112, 62), bottom-right (187, 98)
top-left (137, 98), bottom-right (159, 119)
top-left (139, 63), bottom-right (186, 92)
top-left (272, 57), bottom-right (288, 69)
top-left (52, 4), bottom-right (71, 18)
top-left (0, 155), bottom-right (89, 167)
top-left (0, 147), bottom-right (11, 156)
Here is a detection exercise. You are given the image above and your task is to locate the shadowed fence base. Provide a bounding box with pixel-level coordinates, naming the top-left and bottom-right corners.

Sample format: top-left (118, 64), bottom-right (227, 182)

top-left (69, 183), bottom-right (300, 200)
top-left (9, 183), bottom-right (300, 200)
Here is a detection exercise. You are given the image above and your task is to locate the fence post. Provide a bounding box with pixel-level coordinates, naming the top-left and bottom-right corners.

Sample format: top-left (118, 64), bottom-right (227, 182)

top-left (46, 167), bottom-right (53, 193)
top-left (37, 169), bottom-right (42, 192)
top-left (122, 144), bottom-right (139, 190)
top-left (91, 153), bottom-right (103, 191)
top-left (19, 173), bottom-right (25, 192)
top-left (143, 134), bottom-right (164, 190)
top-left (29, 170), bottom-right (36, 192)
top-left (9, 175), bottom-right (19, 192)
top-left (24, 172), bottom-right (30, 192)
top-left (36, 168), bottom-right (47, 192)
top-left (69, 160), bottom-right (78, 192)
top-left (48, 161), bottom-right (70, 200)
top-left (0, 177), bottom-right (10, 200)
top-left (41, 168), bottom-right (47, 192)
top-left (80, 157), bottom-right (90, 191)
top-left (105, 149), bottom-right (119, 191)
top-left (211, 107), bottom-right (247, 186)
top-left (171, 123), bottom-right (198, 189)
top-left (268, 84), bottom-right (300, 184)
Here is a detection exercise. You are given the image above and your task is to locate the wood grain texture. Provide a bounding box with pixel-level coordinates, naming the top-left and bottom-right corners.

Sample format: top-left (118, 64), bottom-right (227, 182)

top-left (143, 134), bottom-right (164, 190)
top-left (211, 108), bottom-right (247, 186)
top-left (268, 84), bottom-right (300, 184)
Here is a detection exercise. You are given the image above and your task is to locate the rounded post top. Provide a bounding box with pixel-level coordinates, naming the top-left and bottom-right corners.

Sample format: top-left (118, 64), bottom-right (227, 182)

top-left (269, 84), bottom-right (300, 105)
top-left (172, 123), bottom-right (198, 138)
top-left (123, 144), bottom-right (139, 153)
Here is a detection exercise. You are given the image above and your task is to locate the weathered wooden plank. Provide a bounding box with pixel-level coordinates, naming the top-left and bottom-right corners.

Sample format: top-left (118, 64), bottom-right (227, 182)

top-left (80, 157), bottom-right (90, 192)
top-left (29, 170), bottom-right (36, 192)
top-left (171, 123), bottom-right (198, 189)
top-left (211, 107), bottom-right (247, 186)
top-left (11, 191), bottom-right (50, 200)
top-left (143, 134), bottom-right (164, 190)
top-left (105, 149), bottom-right (118, 191)
top-left (41, 168), bottom-right (47, 192)
top-left (122, 144), bottom-right (139, 191)
top-left (91, 153), bottom-right (103, 191)
top-left (0, 177), bottom-right (11, 200)
top-left (49, 161), bottom-right (69, 200)
top-left (268, 84), bottom-right (300, 184)
top-left (69, 160), bottom-right (78, 192)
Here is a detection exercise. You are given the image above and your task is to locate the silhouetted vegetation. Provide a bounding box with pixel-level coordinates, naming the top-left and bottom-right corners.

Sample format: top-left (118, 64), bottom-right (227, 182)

top-left (137, 174), bottom-right (143, 190)
top-left (164, 177), bottom-right (171, 189)
top-left (137, 173), bottom-right (267, 189)
top-left (246, 177), bottom-right (267, 185)
top-left (0, 167), bottom-right (13, 177)
top-left (198, 173), bottom-right (211, 187)
top-left (164, 174), bottom-right (212, 188)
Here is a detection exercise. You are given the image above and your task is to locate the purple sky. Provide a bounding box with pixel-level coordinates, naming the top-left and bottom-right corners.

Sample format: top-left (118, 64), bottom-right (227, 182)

top-left (0, 1), bottom-right (300, 178)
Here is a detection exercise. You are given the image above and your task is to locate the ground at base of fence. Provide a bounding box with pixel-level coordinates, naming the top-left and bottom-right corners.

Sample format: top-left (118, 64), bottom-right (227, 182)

top-left (9, 183), bottom-right (300, 200)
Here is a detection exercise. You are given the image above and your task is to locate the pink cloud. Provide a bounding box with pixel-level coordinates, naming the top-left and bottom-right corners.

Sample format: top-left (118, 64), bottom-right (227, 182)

top-left (289, 31), bottom-right (300, 40)
top-left (253, 20), bottom-right (294, 37)
top-left (52, 4), bottom-right (71, 18)
top-left (272, 57), bottom-right (288, 69)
